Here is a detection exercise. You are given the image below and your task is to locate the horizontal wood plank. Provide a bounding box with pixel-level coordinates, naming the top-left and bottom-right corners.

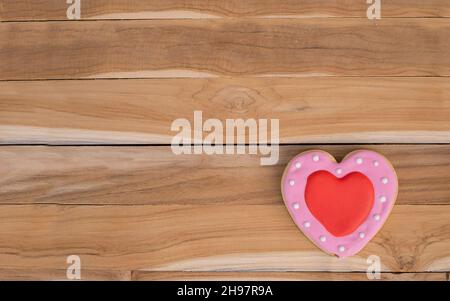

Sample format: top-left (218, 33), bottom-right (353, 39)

top-left (1, 19), bottom-right (450, 80)
top-left (0, 204), bottom-right (448, 272)
top-left (1, 78), bottom-right (449, 144)
top-left (0, 269), bottom-right (131, 281)
top-left (0, 145), bottom-right (449, 205)
top-left (132, 271), bottom-right (448, 281)
top-left (0, 269), bottom-right (445, 281)
top-left (1, 0), bottom-right (450, 21)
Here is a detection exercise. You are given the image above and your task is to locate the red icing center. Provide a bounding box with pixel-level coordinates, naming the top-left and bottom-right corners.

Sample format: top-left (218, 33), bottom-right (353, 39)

top-left (305, 171), bottom-right (375, 237)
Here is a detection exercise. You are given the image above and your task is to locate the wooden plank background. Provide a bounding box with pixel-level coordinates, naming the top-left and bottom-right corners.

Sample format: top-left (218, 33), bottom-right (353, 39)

top-left (1, 78), bottom-right (449, 144)
top-left (0, 1), bottom-right (449, 280)
top-left (132, 272), bottom-right (448, 281)
top-left (0, 145), bottom-right (449, 206)
top-left (1, 0), bottom-right (450, 20)
top-left (2, 19), bottom-right (450, 80)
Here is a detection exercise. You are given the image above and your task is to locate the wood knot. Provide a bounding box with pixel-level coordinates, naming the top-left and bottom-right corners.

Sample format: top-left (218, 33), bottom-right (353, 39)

top-left (210, 86), bottom-right (264, 114)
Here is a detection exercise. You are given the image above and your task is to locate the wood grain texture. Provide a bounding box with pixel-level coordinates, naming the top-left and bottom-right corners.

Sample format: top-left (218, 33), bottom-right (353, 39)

top-left (0, 269), bottom-right (131, 281)
top-left (0, 269), bottom-right (444, 281)
top-left (132, 271), bottom-right (448, 281)
top-left (0, 270), bottom-right (444, 281)
top-left (1, 19), bottom-right (450, 80)
top-left (1, 0), bottom-right (450, 21)
top-left (1, 78), bottom-right (449, 144)
top-left (0, 145), bottom-right (449, 206)
top-left (0, 270), bottom-right (445, 281)
top-left (0, 204), bottom-right (448, 272)
top-left (1, 2), bottom-right (449, 282)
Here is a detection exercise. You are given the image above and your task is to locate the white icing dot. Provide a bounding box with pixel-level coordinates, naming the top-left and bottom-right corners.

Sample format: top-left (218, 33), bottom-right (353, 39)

top-left (303, 221), bottom-right (311, 228)
top-left (359, 232), bottom-right (366, 239)
top-left (293, 203), bottom-right (300, 210)
top-left (312, 155), bottom-right (320, 162)
top-left (374, 214), bottom-right (381, 221)
top-left (295, 162), bottom-right (302, 169)
top-left (336, 168), bottom-right (343, 175)
top-left (338, 245), bottom-right (345, 253)
top-left (379, 196), bottom-right (387, 203)
top-left (381, 177), bottom-right (389, 184)
top-left (373, 160), bottom-right (380, 167)
top-left (319, 235), bottom-right (326, 242)
top-left (289, 179), bottom-right (295, 186)
top-left (356, 158), bottom-right (363, 164)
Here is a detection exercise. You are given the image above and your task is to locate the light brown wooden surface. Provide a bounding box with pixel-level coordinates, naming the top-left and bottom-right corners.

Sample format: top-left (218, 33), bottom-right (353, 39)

top-left (0, 269), bottom-right (446, 281)
top-left (1, 78), bottom-right (449, 144)
top-left (0, 204), bottom-right (448, 272)
top-left (1, 19), bottom-right (450, 80)
top-left (133, 271), bottom-right (448, 281)
top-left (0, 269), bottom-right (131, 281)
top-left (0, 145), bottom-right (449, 206)
top-left (0, 2), bottom-right (449, 281)
top-left (2, 0), bottom-right (450, 21)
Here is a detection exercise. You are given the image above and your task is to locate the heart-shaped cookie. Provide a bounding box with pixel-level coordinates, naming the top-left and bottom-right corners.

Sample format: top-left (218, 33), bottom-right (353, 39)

top-left (281, 150), bottom-right (398, 258)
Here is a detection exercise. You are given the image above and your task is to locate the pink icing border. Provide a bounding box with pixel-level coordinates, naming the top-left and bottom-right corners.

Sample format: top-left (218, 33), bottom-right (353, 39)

top-left (281, 150), bottom-right (398, 258)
